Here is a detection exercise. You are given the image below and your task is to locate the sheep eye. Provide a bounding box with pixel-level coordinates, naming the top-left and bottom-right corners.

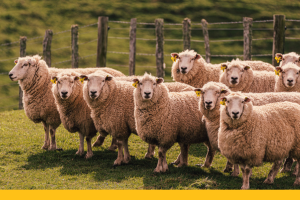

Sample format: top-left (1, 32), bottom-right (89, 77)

top-left (140, 83), bottom-right (143, 85)
top-left (283, 58), bottom-right (285, 60)
top-left (242, 101), bottom-right (245, 103)
top-left (102, 80), bottom-right (104, 82)
top-left (297, 72), bottom-right (299, 74)
top-left (58, 81), bottom-right (60, 84)
top-left (153, 83), bottom-right (156, 85)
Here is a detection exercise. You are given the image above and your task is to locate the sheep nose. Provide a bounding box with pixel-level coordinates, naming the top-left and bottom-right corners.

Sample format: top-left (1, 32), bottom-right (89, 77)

top-left (90, 91), bottom-right (97, 95)
top-left (61, 91), bottom-right (68, 96)
top-left (9, 73), bottom-right (13, 77)
top-left (231, 77), bottom-right (238, 81)
top-left (181, 67), bottom-right (187, 71)
top-left (205, 101), bottom-right (212, 105)
top-left (144, 92), bottom-right (151, 98)
top-left (287, 79), bottom-right (293, 83)
top-left (232, 111), bottom-right (239, 116)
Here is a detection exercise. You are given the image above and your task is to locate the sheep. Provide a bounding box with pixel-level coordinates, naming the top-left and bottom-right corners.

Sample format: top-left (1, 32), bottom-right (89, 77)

top-left (51, 72), bottom-right (98, 158)
top-left (196, 81), bottom-right (300, 176)
top-left (218, 92), bottom-right (300, 189)
top-left (275, 52), bottom-right (300, 67)
top-left (274, 62), bottom-right (300, 92)
top-left (133, 73), bottom-right (212, 173)
top-left (171, 50), bottom-right (274, 88)
top-left (8, 55), bottom-right (124, 151)
top-left (219, 60), bottom-right (276, 93)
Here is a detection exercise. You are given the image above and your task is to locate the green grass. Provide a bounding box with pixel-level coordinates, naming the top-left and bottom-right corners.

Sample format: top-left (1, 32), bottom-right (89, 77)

top-left (1, 0), bottom-right (300, 111)
top-left (0, 110), bottom-right (299, 189)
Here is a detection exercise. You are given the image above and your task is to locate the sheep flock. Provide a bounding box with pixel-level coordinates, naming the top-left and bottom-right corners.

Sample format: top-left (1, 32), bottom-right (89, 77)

top-left (7, 50), bottom-right (300, 189)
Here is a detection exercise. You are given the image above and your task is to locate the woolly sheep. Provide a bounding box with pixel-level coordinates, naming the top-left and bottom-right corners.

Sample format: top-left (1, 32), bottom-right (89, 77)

top-left (196, 81), bottom-right (300, 175)
top-left (274, 62), bottom-right (300, 92)
top-left (51, 72), bottom-right (98, 158)
top-left (8, 55), bottom-right (124, 151)
top-left (133, 73), bottom-right (211, 172)
top-left (219, 60), bottom-right (276, 93)
top-left (218, 92), bottom-right (300, 189)
top-left (276, 52), bottom-right (300, 67)
top-left (171, 50), bottom-right (274, 88)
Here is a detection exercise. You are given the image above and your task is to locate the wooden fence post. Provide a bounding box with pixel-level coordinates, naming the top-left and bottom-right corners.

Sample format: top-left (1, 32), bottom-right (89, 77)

top-left (155, 18), bottom-right (164, 78)
top-left (43, 29), bottom-right (53, 67)
top-left (129, 18), bottom-right (137, 76)
top-left (183, 18), bottom-right (191, 50)
top-left (201, 19), bottom-right (210, 63)
top-left (19, 36), bottom-right (26, 110)
top-left (71, 25), bottom-right (79, 68)
top-left (97, 16), bottom-right (109, 67)
top-left (243, 17), bottom-right (253, 61)
top-left (272, 14), bottom-right (285, 66)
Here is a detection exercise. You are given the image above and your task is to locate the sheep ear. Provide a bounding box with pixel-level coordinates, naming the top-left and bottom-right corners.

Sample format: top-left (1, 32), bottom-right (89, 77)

top-left (132, 78), bottom-right (139, 83)
top-left (195, 54), bottom-right (201, 60)
top-left (74, 76), bottom-right (79, 81)
top-left (79, 75), bottom-right (88, 81)
top-left (276, 67), bottom-right (282, 72)
top-left (171, 53), bottom-right (179, 58)
top-left (105, 76), bottom-right (113, 81)
top-left (14, 59), bottom-right (18, 65)
top-left (156, 78), bottom-right (164, 84)
top-left (275, 53), bottom-right (283, 60)
top-left (220, 63), bottom-right (227, 72)
top-left (244, 65), bottom-right (250, 70)
top-left (51, 76), bottom-right (57, 84)
top-left (220, 97), bottom-right (227, 105)
top-left (221, 89), bottom-right (228, 94)
top-left (222, 97), bottom-right (227, 102)
top-left (244, 97), bottom-right (251, 103)
top-left (194, 88), bottom-right (202, 97)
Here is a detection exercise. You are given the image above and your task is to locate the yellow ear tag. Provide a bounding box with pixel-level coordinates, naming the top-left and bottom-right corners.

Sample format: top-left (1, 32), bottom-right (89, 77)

top-left (274, 69), bottom-right (280, 76)
top-left (51, 79), bottom-right (57, 84)
top-left (171, 56), bottom-right (177, 62)
top-left (14, 60), bottom-right (18, 65)
top-left (221, 65), bottom-right (226, 72)
top-left (275, 56), bottom-right (281, 63)
top-left (132, 81), bottom-right (138, 88)
top-left (195, 91), bottom-right (201, 97)
top-left (220, 99), bottom-right (226, 105)
top-left (79, 77), bottom-right (85, 84)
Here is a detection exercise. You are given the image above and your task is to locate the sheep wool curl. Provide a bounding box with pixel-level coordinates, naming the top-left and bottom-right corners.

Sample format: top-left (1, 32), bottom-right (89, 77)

top-left (82, 72), bottom-right (140, 166)
top-left (274, 62), bottom-right (300, 92)
top-left (219, 60), bottom-right (276, 93)
top-left (51, 72), bottom-right (99, 159)
top-left (49, 67), bottom-right (125, 77)
top-left (198, 81), bottom-right (300, 175)
top-left (218, 92), bottom-right (300, 189)
top-left (133, 73), bottom-right (210, 173)
top-left (276, 52), bottom-right (300, 67)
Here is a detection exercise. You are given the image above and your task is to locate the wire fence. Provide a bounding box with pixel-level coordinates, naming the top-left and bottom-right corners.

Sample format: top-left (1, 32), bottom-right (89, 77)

top-left (1, 17), bottom-right (300, 111)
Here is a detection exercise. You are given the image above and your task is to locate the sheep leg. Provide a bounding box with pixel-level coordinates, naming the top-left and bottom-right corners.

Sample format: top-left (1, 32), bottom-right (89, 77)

top-left (171, 152), bottom-right (181, 165)
top-left (108, 137), bottom-right (118, 151)
top-left (240, 164), bottom-right (251, 190)
top-left (154, 147), bottom-right (168, 173)
top-left (281, 157), bottom-right (294, 173)
top-left (85, 136), bottom-right (93, 159)
top-left (76, 133), bottom-right (85, 156)
top-left (162, 148), bottom-right (169, 172)
top-left (224, 160), bottom-right (233, 173)
top-left (202, 144), bottom-right (215, 168)
top-left (113, 140), bottom-right (124, 166)
top-left (231, 164), bottom-right (240, 177)
top-left (292, 162), bottom-right (299, 176)
top-left (122, 138), bottom-right (131, 164)
top-left (178, 143), bottom-right (188, 167)
top-left (264, 160), bottom-right (283, 184)
top-left (293, 160), bottom-right (300, 186)
top-left (48, 126), bottom-right (59, 151)
top-left (41, 122), bottom-right (50, 150)
top-left (145, 144), bottom-right (156, 159)
top-left (92, 135), bottom-right (106, 147)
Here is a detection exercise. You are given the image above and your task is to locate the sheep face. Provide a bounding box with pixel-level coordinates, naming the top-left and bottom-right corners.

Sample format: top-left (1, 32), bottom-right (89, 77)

top-left (53, 75), bottom-right (79, 99)
top-left (9, 57), bottom-right (38, 81)
top-left (197, 84), bottom-right (228, 110)
top-left (222, 63), bottom-right (250, 86)
top-left (276, 63), bottom-right (300, 88)
top-left (222, 95), bottom-right (251, 120)
top-left (133, 75), bottom-right (164, 100)
top-left (171, 51), bottom-right (201, 74)
top-left (276, 52), bottom-right (300, 67)
top-left (80, 75), bottom-right (112, 99)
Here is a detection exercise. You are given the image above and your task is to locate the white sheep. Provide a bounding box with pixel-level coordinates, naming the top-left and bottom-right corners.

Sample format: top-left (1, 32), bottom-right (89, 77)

top-left (8, 55), bottom-right (124, 151)
top-left (274, 62), bottom-right (300, 92)
top-left (218, 92), bottom-right (300, 189)
top-left (275, 52), bottom-right (300, 67)
top-left (171, 50), bottom-right (275, 88)
top-left (51, 72), bottom-right (98, 158)
top-left (219, 60), bottom-right (276, 93)
top-left (133, 73), bottom-right (211, 173)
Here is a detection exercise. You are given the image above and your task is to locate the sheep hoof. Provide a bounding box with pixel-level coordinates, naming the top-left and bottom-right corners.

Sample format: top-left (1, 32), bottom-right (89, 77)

top-left (108, 145), bottom-right (118, 151)
top-left (85, 153), bottom-right (93, 159)
top-left (263, 178), bottom-right (274, 185)
top-left (48, 146), bottom-right (57, 151)
top-left (293, 181), bottom-right (300, 186)
top-left (231, 172), bottom-right (240, 177)
top-left (241, 185), bottom-right (250, 190)
top-left (223, 167), bottom-right (233, 173)
top-left (76, 151), bottom-right (84, 156)
top-left (41, 145), bottom-right (49, 150)
top-left (144, 154), bottom-right (154, 159)
top-left (177, 163), bottom-right (187, 167)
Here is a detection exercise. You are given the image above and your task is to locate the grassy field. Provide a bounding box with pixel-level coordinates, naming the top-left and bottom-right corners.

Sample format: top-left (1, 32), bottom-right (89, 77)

top-left (1, 0), bottom-right (300, 111)
top-left (0, 110), bottom-right (299, 190)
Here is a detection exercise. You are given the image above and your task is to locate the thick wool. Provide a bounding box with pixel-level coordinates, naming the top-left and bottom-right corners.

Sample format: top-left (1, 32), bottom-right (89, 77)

top-left (134, 74), bottom-right (209, 172)
top-left (275, 63), bottom-right (300, 92)
top-left (52, 72), bottom-right (97, 158)
top-left (219, 62), bottom-right (276, 93)
top-left (49, 67), bottom-right (125, 77)
top-left (218, 94), bottom-right (300, 188)
top-left (278, 52), bottom-right (300, 67)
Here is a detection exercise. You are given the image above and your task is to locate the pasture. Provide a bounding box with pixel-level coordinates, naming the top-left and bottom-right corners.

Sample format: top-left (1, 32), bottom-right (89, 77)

top-left (0, 110), bottom-right (299, 190)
